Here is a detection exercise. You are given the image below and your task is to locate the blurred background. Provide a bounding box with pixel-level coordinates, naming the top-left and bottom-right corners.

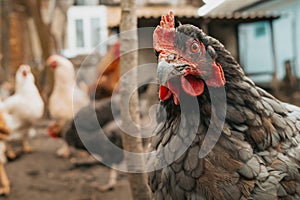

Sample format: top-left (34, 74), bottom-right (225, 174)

top-left (1, 0), bottom-right (300, 103)
top-left (0, 0), bottom-right (300, 199)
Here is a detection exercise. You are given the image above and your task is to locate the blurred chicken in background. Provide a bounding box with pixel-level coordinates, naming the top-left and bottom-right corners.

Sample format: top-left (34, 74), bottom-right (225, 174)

top-left (0, 65), bottom-right (44, 159)
top-left (51, 83), bottom-right (156, 191)
top-left (55, 95), bottom-right (122, 191)
top-left (0, 82), bottom-right (13, 100)
top-left (47, 55), bottom-right (90, 158)
top-left (0, 109), bottom-right (10, 196)
top-left (89, 41), bottom-right (120, 99)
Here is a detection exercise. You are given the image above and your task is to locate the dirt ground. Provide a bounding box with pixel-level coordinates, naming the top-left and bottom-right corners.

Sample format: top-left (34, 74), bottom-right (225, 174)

top-left (2, 125), bottom-right (132, 200)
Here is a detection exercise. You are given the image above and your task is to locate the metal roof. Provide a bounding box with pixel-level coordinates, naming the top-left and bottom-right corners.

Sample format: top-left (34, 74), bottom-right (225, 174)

top-left (207, 0), bottom-right (261, 14)
top-left (107, 3), bottom-right (280, 27)
top-left (236, 0), bottom-right (299, 12)
top-left (106, 6), bottom-right (201, 27)
top-left (203, 11), bottom-right (280, 20)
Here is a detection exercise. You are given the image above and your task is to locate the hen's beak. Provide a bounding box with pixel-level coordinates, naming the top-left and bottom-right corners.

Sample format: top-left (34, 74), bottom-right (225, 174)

top-left (157, 59), bottom-right (185, 85)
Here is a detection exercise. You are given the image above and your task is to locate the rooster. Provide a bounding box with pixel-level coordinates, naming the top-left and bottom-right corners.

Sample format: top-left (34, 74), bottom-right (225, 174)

top-left (47, 55), bottom-right (90, 158)
top-left (1, 65), bottom-right (44, 158)
top-left (148, 12), bottom-right (300, 199)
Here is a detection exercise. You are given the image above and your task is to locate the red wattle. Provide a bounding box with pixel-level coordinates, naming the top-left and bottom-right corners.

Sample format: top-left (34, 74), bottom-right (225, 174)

top-left (180, 75), bottom-right (204, 96)
top-left (159, 85), bottom-right (172, 100)
top-left (159, 81), bottom-right (182, 105)
top-left (168, 81), bottom-right (181, 105)
top-left (47, 126), bottom-right (58, 139)
top-left (206, 62), bottom-right (226, 87)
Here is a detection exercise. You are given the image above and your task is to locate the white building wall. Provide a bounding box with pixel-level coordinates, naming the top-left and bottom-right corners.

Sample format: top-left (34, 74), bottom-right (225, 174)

top-left (238, 1), bottom-right (300, 82)
top-left (294, 3), bottom-right (300, 77)
top-left (238, 21), bottom-right (274, 82)
top-left (66, 6), bottom-right (108, 56)
top-left (273, 11), bottom-right (294, 79)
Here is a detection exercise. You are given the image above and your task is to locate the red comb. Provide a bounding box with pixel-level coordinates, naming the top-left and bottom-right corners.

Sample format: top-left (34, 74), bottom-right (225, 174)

top-left (153, 11), bottom-right (176, 53)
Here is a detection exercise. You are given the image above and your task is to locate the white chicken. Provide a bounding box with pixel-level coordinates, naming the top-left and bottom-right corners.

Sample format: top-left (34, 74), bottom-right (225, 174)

top-left (1, 65), bottom-right (44, 158)
top-left (46, 55), bottom-right (90, 158)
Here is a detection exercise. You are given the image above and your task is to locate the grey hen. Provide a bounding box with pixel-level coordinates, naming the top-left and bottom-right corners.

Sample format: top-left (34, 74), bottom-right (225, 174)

top-left (148, 11), bottom-right (300, 200)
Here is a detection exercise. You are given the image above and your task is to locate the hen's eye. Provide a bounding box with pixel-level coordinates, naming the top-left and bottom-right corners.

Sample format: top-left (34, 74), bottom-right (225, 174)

top-left (190, 42), bottom-right (200, 53)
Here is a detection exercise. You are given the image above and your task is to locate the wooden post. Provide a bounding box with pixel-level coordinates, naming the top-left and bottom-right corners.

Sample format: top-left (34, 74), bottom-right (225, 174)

top-left (23, 0), bottom-right (53, 62)
top-left (269, 20), bottom-right (278, 80)
top-left (23, 0), bottom-right (55, 114)
top-left (120, 0), bottom-right (150, 199)
top-left (0, 0), bottom-right (11, 82)
top-left (291, 11), bottom-right (298, 78)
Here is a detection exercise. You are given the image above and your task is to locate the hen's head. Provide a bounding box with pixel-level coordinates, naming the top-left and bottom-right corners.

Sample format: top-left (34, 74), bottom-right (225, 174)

top-left (46, 55), bottom-right (75, 81)
top-left (154, 11), bottom-right (228, 105)
top-left (15, 65), bottom-right (35, 88)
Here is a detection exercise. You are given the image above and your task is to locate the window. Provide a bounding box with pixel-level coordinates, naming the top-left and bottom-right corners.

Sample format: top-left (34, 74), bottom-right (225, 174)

top-left (255, 22), bottom-right (266, 38)
top-left (67, 6), bottom-right (108, 56)
top-left (90, 18), bottom-right (101, 47)
top-left (75, 19), bottom-right (85, 48)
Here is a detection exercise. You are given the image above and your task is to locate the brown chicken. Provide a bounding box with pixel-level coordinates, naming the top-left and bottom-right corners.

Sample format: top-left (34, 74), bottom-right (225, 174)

top-left (0, 110), bottom-right (10, 195)
top-left (89, 41), bottom-right (120, 99)
top-left (148, 11), bottom-right (300, 199)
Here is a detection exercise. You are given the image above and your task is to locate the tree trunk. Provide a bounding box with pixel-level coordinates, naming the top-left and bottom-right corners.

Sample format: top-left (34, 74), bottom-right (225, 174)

top-left (23, 0), bottom-right (55, 116)
top-left (0, 0), bottom-right (11, 83)
top-left (23, 0), bottom-right (53, 62)
top-left (120, 0), bottom-right (151, 199)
